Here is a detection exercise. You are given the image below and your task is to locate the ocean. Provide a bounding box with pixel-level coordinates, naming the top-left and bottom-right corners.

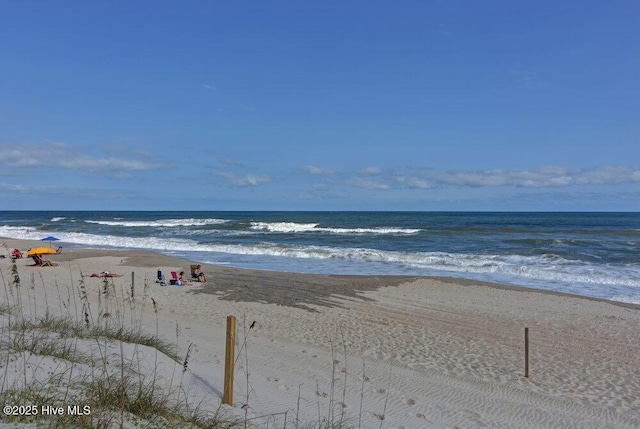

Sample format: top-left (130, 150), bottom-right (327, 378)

top-left (1, 211), bottom-right (639, 304)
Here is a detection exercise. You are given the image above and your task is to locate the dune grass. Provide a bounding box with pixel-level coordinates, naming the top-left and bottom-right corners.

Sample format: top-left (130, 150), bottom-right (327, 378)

top-left (0, 255), bottom-right (381, 429)
top-left (0, 257), bottom-right (242, 428)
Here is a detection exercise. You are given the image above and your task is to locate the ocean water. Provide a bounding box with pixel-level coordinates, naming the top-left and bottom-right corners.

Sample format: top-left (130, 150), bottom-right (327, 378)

top-left (1, 211), bottom-right (639, 304)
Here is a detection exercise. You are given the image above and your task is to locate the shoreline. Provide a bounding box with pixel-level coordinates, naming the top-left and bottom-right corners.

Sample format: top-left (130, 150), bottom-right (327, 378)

top-left (3, 237), bottom-right (638, 311)
top-left (2, 237), bottom-right (640, 428)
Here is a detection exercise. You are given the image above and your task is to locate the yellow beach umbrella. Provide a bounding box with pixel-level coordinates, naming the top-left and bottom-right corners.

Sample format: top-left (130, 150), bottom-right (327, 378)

top-left (26, 247), bottom-right (58, 256)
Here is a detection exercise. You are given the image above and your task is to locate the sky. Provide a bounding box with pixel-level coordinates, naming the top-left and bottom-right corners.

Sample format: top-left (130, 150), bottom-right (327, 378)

top-left (1, 1), bottom-right (639, 211)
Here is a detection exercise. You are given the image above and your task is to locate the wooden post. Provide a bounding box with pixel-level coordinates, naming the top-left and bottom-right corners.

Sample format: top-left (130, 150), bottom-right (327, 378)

top-left (524, 327), bottom-right (529, 378)
top-left (130, 271), bottom-right (135, 299)
top-left (223, 315), bottom-right (236, 405)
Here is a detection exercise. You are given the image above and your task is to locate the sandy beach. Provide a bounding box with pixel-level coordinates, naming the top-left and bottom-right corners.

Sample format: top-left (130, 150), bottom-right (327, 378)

top-left (1, 238), bottom-right (639, 428)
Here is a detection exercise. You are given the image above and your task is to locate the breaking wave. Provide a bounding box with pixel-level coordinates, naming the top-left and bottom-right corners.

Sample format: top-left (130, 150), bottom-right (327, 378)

top-left (250, 222), bottom-right (421, 235)
top-left (85, 218), bottom-right (229, 227)
top-left (2, 226), bottom-right (638, 293)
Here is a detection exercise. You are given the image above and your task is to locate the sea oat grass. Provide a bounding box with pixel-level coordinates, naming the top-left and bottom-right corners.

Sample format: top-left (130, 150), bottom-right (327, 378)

top-left (0, 262), bottom-right (384, 429)
top-left (86, 324), bottom-right (181, 363)
top-left (0, 303), bottom-right (12, 316)
top-left (0, 383), bottom-right (65, 425)
top-left (12, 312), bottom-right (78, 335)
top-left (6, 330), bottom-right (83, 363)
top-left (300, 419), bottom-right (353, 429)
top-left (10, 313), bottom-right (180, 363)
top-left (83, 372), bottom-right (239, 428)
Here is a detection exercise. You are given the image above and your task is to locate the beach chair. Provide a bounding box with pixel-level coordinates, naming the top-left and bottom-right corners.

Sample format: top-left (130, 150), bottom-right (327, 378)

top-left (190, 265), bottom-right (199, 280)
top-left (170, 271), bottom-right (179, 285)
top-left (157, 270), bottom-right (166, 286)
top-left (31, 254), bottom-right (56, 267)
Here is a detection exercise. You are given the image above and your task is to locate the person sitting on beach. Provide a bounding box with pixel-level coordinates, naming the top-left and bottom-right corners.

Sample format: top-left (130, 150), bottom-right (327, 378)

top-left (31, 254), bottom-right (57, 267)
top-left (177, 271), bottom-right (189, 286)
top-left (56, 246), bottom-right (63, 254)
top-left (11, 249), bottom-right (23, 259)
top-left (41, 258), bottom-right (56, 267)
top-left (193, 265), bottom-right (206, 282)
top-left (89, 271), bottom-right (123, 278)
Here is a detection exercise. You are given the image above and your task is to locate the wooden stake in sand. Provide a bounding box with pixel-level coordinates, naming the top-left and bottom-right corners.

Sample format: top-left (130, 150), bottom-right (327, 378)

top-left (223, 315), bottom-right (236, 405)
top-left (524, 327), bottom-right (530, 378)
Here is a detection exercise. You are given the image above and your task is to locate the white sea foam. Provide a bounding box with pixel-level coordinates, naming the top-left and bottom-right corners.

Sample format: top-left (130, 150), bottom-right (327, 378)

top-left (51, 217), bottom-right (67, 222)
top-left (250, 221), bottom-right (421, 234)
top-left (610, 295), bottom-right (640, 305)
top-left (250, 222), bottom-right (320, 233)
top-left (2, 225), bottom-right (638, 301)
top-left (324, 226), bottom-right (421, 234)
top-left (0, 226), bottom-right (41, 239)
top-left (85, 218), bottom-right (229, 227)
top-left (197, 244), bottom-right (640, 289)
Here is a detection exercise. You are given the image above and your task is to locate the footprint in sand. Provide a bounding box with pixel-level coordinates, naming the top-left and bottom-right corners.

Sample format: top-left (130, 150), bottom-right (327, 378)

top-left (409, 412), bottom-right (426, 419)
top-left (267, 377), bottom-right (280, 382)
top-left (402, 398), bottom-right (416, 406)
top-left (277, 385), bottom-right (290, 391)
top-left (374, 387), bottom-right (386, 395)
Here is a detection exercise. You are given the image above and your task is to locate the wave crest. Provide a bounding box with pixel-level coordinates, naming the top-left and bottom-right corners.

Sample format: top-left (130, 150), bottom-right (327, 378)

top-left (85, 218), bottom-right (229, 227)
top-left (250, 222), bottom-right (420, 235)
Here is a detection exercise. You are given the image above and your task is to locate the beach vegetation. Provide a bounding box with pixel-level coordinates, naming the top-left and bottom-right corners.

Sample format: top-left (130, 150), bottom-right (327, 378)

top-left (0, 303), bottom-right (12, 316)
top-left (0, 255), bottom-right (384, 428)
top-left (0, 262), bottom-right (242, 428)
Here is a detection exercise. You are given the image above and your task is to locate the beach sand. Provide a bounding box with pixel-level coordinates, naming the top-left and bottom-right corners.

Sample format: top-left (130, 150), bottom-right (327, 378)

top-left (1, 238), bottom-right (639, 428)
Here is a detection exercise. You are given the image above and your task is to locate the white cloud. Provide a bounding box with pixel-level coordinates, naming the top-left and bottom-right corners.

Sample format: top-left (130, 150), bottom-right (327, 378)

top-left (392, 175), bottom-right (433, 189)
top-left (329, 165), bottom-right (640, 191)
top-left (428, 166), bottom-right (640, 188)
top-left (405, 177), bottom-right (433, 189)
top-left (344, 178), bottom-right (391, 190)
top-left (242, 175), bottom-right (271, 186)
top-left (572, 165), bottom-right (640, 186)
top-left (58, 156), bottom-right (154, 172)
top-left (0, 183), bottom-right (34, 193)
top-left (216, 172), bottom-right (271, 187)
top-left (0, 182), bottom-right (127, 198)
top-left (357, 166), bottom-right (382, 175)
top-left (302, 165), bottom-right (332, 175)
top-left (0, 141), bottom-right (158, 174)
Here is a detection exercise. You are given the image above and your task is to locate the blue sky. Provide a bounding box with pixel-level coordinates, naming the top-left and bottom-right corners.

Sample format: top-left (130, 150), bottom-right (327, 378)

top-left (1, 1), bottom-right (639, 211)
